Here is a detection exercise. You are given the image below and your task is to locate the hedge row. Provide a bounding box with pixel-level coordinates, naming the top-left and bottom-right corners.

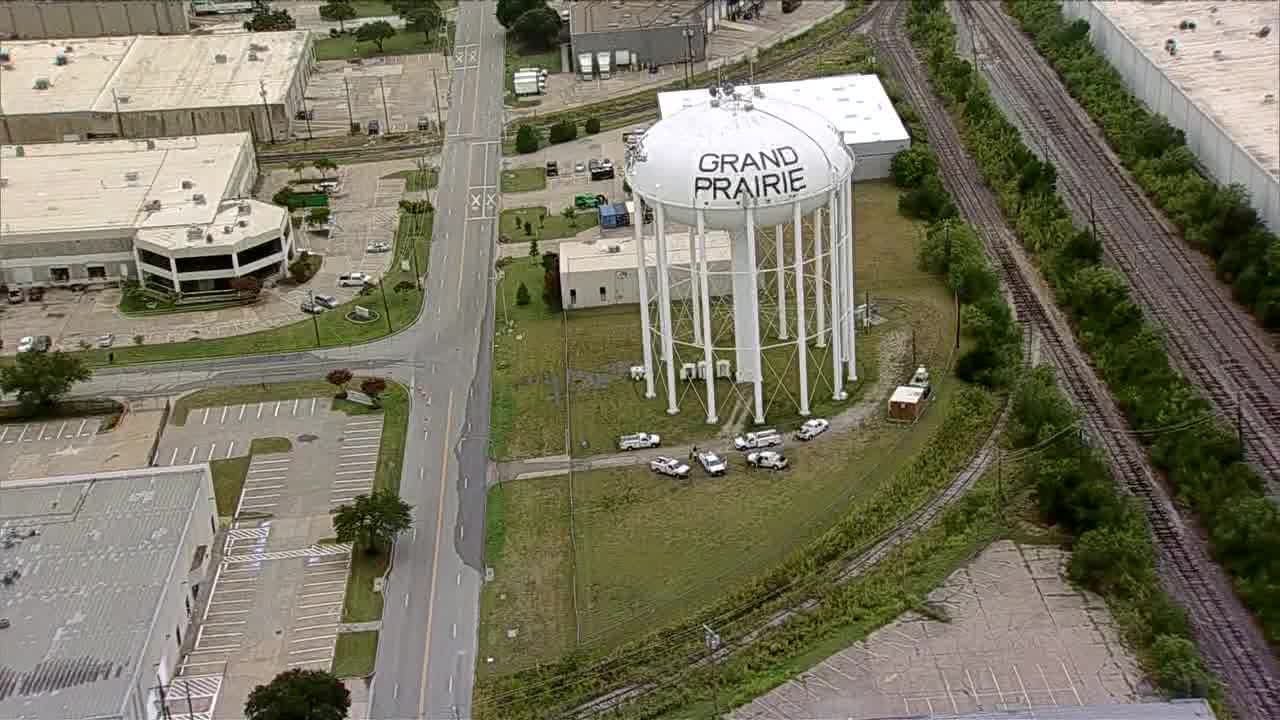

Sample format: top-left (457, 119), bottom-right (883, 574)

top-left (905, 0), bottom-right (1280, 645)
top-left (1010, 367), bottom-right (1222, 705)
top-left (1005, 0), bottom-right (1280, 328)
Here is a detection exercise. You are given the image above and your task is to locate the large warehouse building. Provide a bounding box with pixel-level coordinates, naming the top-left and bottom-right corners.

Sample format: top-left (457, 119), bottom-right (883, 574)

top-left (657, 73), bottom-right (911, 180)
top-left (0, 132), bottom-right (292, 294)
top-left (569, 0), bottom-right (735, 75)
top-left (0, 466), bottom-right (217, 720)
top-left (0, 30), bottom-right (314, 144)
top-left (1061, 0), bottom-right (1279, 233)
top-left (0, 0), bottom-right (189, 40)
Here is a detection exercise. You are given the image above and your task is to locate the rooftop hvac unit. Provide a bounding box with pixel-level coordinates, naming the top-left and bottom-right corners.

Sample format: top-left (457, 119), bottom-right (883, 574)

top-left (214, 53), bottom-right (227, 63)
top-left (715, 359), bottom-right (731, 379)
top-left (630, 365), bottom-right (646, 381)
top-left (237, 219), bottom-right (249, 228)
top-left (238, 201), bottom-right (251, 215)
top-left (193, 192), bottom-right (206, 204)
top-left (1264, 94), bottom-right (1277, 105)
top-left (13, 146), bottom-right (22, 157)
top-left (1259, 26), bottom-right (1272, 38)
top-left (0, 177), bottom-right (7, 188)
top-left (124, 170), bottom-right (139, 181)
top-left (0, 50), bottom-right (11, 63)
top-left (33, 77), bottom-right (49, 89)
top-left (696, 360), bottom-right (708, 379)
top-left (223, 225), bottom-right (233, 234)
top-left (606, 244), bottom-right (621, 253)
top-left (64, 45), bottom-right (73, 52)
top-left (116, 94), bottom-right (130, 103)
top-left (250, 42), bottom-right (268, 52)
top-left (144, 199), bottom-right (162, 211)
top-left (206, 234), bottom-right (214, 244)
top-left (248, 51), bottom-right (259, 62)
top-left (181, 179), bottom-right (194, 189)
top-left (186, 226), bottom-right (203, 241)
top-left (54, 54), bottom-right (66, 66)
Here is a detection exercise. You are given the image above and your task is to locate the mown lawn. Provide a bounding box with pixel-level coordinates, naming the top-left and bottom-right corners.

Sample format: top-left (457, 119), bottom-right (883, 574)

top-left (382, 168), bottom-right (438, 191)
top-left (315, 26), bottom-right (449, 61)
top-left (332, 631), bottom-right (379, 678)
top-left (500, 167), bottom-right (546, 193)
top-left (73, 211), bottom-right (431, 368)
top-left (504, 42), bottom-right (562, 91)
top-left (498, 206), bottom-right (598, 244)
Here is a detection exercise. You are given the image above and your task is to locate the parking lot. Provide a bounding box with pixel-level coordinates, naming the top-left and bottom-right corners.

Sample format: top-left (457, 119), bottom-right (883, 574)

top-left (303, 54), bottom-right (449, 138)
top-left (732, 541), bottom-right (1145, 719)
top-left (0, 156), bottom-right (420, 354)
top-left (156, 400), bottom-right (387, 720)
top-left (0, 400), bottom-right (165, 481)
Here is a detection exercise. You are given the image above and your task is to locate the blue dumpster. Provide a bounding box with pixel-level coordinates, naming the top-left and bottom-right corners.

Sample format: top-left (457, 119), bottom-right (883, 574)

top-left (598, 202), bottom-right (631, 229)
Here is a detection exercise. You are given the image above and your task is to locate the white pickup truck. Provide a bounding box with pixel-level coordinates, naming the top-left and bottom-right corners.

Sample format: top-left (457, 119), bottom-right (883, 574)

top-left (618, 432), bottom-right (661, 451)
top-left (795, 418), bottom-right (830, 441)
top-left (650, 456), bottom-right (691, 479)
top-left (746, 450), bottom-right (789, 470)
top-left (697, 451), bottom-right (727, 476)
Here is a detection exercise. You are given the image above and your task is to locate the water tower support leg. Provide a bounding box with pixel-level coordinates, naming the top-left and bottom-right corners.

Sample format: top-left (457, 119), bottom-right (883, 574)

top-left (829, 190), bottom-right (846, 401)
top-left (793, 204), bottom-right (810, 416)
top-left (634, 199), bottom-right (656, 398)
top-left (814, 207), bottom-right (826, 349)
top-left (688, 226), bottom-right (703, 346)
top-left (774, 224), bottom-right (787, 340)
top-left (748, 211), bottom-right (765, 424)
top-left (656, 204), bottom-right (680, 415)
top-left (844, 183), bottom-right (858, 383)
top-left (697, 210), bottom-right (717, 424)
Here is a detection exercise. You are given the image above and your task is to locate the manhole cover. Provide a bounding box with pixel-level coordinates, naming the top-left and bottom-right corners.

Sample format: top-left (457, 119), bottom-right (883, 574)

top-left (297, 434), bottom-right (319, 443)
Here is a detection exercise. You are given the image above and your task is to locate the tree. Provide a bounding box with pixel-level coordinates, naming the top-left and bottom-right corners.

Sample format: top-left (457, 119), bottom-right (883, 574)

top-left (529, 238), bottom-right (540, 256)
top-left (548, 119), bottom-right (577, 144)
top-left (392, 0), bottom-right (443, 46)
top-left (540, 251), bottom-right (559, 274)
top-left (289, 252), bottom-right (317, 283)
top-left (326, 369), bottom-right (353, 398)
top-left (244, 668), bottom-right (350, 720)
top-left (230, 276), bottom-right (262, 296)
top-left (523, 220), bottom-right (533, 236)
top-left (244, 7), bottom-right (296, 32)
top-left (515, 124), bottom-right (539, 154)
top-left (360, 376), bottom-right (388, 401)
top-left (313, 157), bottom-right (338, 179)
top-left (497, 0), bottom-right (543, 28)
top-left (542, 267), bottom-right (562, 310)
top-left (512, 6), bottom-right (560, 51)
top-left (561, 206), bottom-right (577, 227)
top-left (584, 116), bottom-right (601, 134)
top-left (307, 207), bottom-right (331, 227)
top-left (356, 20), bottom-right (396, 53)
top-left (516, 282), bottom-right (531, 306)
top-left (288, 160), bottom-right (307, 181)
top-left (318, 0), bottom-right (356, 32)
top-left (0, 351), bottom-right (91, 415)
top-left (332, 488), bottom-right (413, 553)
top-left (890, 144), bottom-right (937, 189)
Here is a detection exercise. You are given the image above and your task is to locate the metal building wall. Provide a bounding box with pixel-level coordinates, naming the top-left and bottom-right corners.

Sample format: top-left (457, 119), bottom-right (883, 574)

top-left (571, 24), bottom-right (708, 70)
top-left (0, 0), bottom-right (189, 39)
top-left (1062, 1), bottom-right (1280, 233)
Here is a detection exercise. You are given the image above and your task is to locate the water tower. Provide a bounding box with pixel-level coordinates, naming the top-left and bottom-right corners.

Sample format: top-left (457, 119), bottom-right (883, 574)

top-left (624, 84), bottom-right (857, 424)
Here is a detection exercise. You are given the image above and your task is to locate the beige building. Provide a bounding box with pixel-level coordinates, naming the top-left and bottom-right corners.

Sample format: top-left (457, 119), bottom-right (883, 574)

top-left (0, 465), bottom-right (217, 720)
top-left (0, 30), bottom-right (315, 144)
top-left (559, 231), bottom-right (734, 310)
top-left (0, 132), bottom-right (292, 294)
top-left (0, 0), bottom-right (189, 40)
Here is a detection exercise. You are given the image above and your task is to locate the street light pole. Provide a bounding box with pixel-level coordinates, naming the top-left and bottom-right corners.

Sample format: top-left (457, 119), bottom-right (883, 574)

top-left (307, 289), bottom-right (320, 346)
top-left (431, 67), bottom-right (445, 134)
top-left (377, 76), bottom-right (391, 132)
top-left (259, 79), bottom-right (275, 143)
top-left (682, 27), bottom-right (695, 88)
top-left (378, 280), bottom-right (393, 333)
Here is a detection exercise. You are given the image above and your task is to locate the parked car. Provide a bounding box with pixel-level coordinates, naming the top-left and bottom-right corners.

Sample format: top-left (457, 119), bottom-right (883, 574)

top-left (650, 456), bottom-right (691, 479)
top-left (795, 418), bottom-right (830, 441)
top-left (7, 288), bottom-right (24, 304)
top-left (338, 272), bottom-right (371, 287)
top-left (312, 294), bottom-right (339, 309)
top-left (33, 335), bottom-right (50, 352)
top-left (367, 241), bottom-right (391, 253)
top-left (618, 432), bottom-right (661, 451)
top-left (590, 159), bottom-right (615, 181)
top-left (545, 160), bottom-right (559, 177)
top-left (746, 450), bottom-right (789, 470)
top-left (16, 336), bottom-right (34, 353)
top-left (300, 300), bottom-right (325, 314)
top-left (574, 161), bottom-right (586, 174)
top-left (96, 334), bottom-right (115, 349)
top-left (697, 451), bottom-right (727, 476)
top-left (734, 428), bottom-right (782, 451)
top-left (317, 179), bottom-right (339, 193)
top-left (26, 286), bottom-right (44, 301)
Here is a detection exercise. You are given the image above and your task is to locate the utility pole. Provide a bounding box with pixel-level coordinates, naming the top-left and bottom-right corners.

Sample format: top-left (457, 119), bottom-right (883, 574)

top-left (431, 67), bottom-right (444, 133)
top-left (377, 76), bottom-right (391, 132)
top-left (954, 288), bottom-right (961, 350)
top-left (300, 94), bottom-right (314, 140)
top-left (410, 208), bottom-right (423, 290)
top-left (307, 289), bottom-right (320, 346)
top-left (683, 27), bottom-right (695, 88)
top-left (342, 76), bottom-right (355, 131)
top-left (1088, 187), bottom-right (1098, 242)
top-left (379, 280), bottom-right (393, 333)
top-left (259, 79), bottom-right (275, 143)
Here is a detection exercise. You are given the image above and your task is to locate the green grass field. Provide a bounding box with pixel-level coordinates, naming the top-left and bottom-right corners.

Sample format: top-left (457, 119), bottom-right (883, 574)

top-left (74, 210), bottom-right (430, 368)
top-left (210, 456), bottom-right (251, 517)
top-left (382, 168), bottom-right (439, 191)
top-left (488, 182), bottom-right (952, 460)
top-left (504, 42), bottom-right (562, 91)
top-left (499, 206), bottom-right (598, 244)
top-left (500, 167), bottom-right (546, 193)
top-left (332, 631), bottom-right (379, 677)
top-left (315, 26), bottom-right (450, 61)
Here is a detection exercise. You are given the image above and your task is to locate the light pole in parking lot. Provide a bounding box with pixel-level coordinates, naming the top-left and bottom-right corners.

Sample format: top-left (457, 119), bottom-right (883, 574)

top-left (307, 289), bottom-right (321, 346)
top-left (683, 26), bottom-right (696, 88)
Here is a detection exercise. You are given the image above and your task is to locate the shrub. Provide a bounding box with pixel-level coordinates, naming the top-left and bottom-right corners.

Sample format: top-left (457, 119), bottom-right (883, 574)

top-left (515, 124), bottom-right (539, 154)
top-left (584, 116), bottom-right (601, 134)
top-left (548, 119), bottom-right (578, 144)
top-left (515, 282), bottom-right (531, 306)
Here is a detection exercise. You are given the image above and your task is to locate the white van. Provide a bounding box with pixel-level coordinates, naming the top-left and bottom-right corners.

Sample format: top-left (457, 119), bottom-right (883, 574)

top-left (734, 429), bottom-right (781, 451)
top-left (618, 432), bottom-right (661, 451)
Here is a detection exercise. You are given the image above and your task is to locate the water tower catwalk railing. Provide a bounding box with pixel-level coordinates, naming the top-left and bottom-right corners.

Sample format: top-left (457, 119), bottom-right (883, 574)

top-left (630, 181), bottom-right (857, 425)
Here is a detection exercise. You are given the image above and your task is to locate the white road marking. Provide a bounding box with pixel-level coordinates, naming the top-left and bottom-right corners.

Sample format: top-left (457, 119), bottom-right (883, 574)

top-left (405, 593), bottom-right (410, 607)
top-left (257, 403), bottom-right (265, 419)
top-left (452, 622), bottom-right (457, 638)
top-left (207, 444), bottom-right (217, 462)
top-left (56, 421), bottom-right (67, 438)
top-left (341, 452), bottom-right (378, 458)
top-left (239, 404), bottom-right (247, 421)
top-left (221, 406), bottom-right (229, 424)
top-left (293, 398), bottom-right (300, 415)
top-left (243, 483), bottom-right (286, 491)
top-left (274, 402), bottom-right (281, 417)
top-left (226, 442), bottom-right (236, 458)
top-left (188, 446), bottom-right (198, 463)
top-left (76, 418), bottom-right (87, 436)
top-left (253, 458), bottom-right (291, 465)
top-left (347, 419), bottom-right (383, 427)
top-left (202, 407), bottom-right (211, 425)
top-left (169, 447), bottom-right (179, 465)
top-left (336, 469), bottom-right (373, 476)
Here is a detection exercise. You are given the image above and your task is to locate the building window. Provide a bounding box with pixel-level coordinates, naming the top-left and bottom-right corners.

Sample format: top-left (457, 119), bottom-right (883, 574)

top-left (236, 237), bottom-right (283, 268)
top-left (138, 248), bottom-right (171, 271)
top-left (87, 265), bottom-right (107, 280)
top-left (50, 267), bottom-right (70, 283)
top-left (175, 254), bottom-right (234, 273)
top-left (569, 289), bottom-right (577, 306)
top-left (599, 286), bottom-right (607, 301)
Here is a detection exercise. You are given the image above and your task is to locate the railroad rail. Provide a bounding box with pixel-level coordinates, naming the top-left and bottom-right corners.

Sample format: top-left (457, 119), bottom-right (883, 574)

top-left (959, 1), bottom-right (1280, 492)
top-left (881, 2), bottom-right (1279, 717)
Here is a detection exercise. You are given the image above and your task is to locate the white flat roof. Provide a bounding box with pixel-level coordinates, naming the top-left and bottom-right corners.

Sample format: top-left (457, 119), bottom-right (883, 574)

top-left (559, 230), bottom-right (733, 274)
top-left (1088, 0), bottom-right (1280, 178)
top-left (658, 73), bottom-right (909, 149)
top-left (136, 198), bottom-right (285, 252)
top-left (890, 385), bottom-right (926, 404)
top-left (0, 133), bottom-right (253, 239)
top-left (0, 31), bottom-right (310, 116)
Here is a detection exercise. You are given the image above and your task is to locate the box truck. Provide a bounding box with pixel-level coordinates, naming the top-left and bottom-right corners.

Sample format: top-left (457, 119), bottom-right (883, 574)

top-left (595, 51), bottom-right (612, 79)
top-left (578, 52), bottom-right (595, 80)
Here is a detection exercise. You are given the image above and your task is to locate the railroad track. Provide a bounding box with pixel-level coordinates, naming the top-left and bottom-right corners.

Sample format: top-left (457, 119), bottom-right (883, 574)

top-left (258, 139), bottom-right (443, 166)
top-left (878, 2), bottom-right (1279, 716)
top-left (959, 1), bottom-right (1280, 491)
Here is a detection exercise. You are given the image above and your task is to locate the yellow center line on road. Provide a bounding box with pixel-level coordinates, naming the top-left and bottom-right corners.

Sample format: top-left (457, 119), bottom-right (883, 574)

top-left (417, 390), bottom-right (455, 719)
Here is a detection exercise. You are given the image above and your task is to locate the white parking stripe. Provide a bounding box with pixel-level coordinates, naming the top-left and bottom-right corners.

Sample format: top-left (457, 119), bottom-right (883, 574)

top-left (296, 612), bottom-right (339, 621)
top-left (333, 478), bottom-right (372, 485)
top-left (226, 441), bottom-right (236, 458)
top-left (289, 646), bottom-right (335, 655)
top-left (336, 469), bottom-right (373, 476)
top-left (242, 483), bottom-right (285, 491)
top-left (221, 406), bottom-right (229, 424)
top-left (188, 446), bottom-right (198, 464)
top-left (239, 404), bottom-right (247, 421)
top-left (57, 421), bottom-right (67, 438)
top-left (274, 402), bottom-right (281, 417)
top-left (207, 444), bottom-right (217, 462)
top-left (37, 424), bottom-right (50, 441)
top-left (339, 461), bottom-right (377, 467)
top-left (0, 427), bottom-right (9, 443)
top-left (246, 474), bottom-right (288, 482)
top-left (340, 452), bottom-right (378, 458)
top-left (202, 407), bottom-right (211, 425)
top-left (252, 458), bottom-right (290, 466)
top-left (17, 425), bottom-right (29, 442)
top-left (300, 591), bottom-right (345, 598)
top-left (345, 429), bottom-right (381, 435)
top-left (341, 444), bottom-right (380, 450)
top-left (169, 447), bottom-right (179, 465)
top-left (257, 403), bottom-right (264, 419)
top-left (345, 419), bottom-right (383, 427)
top-left (77, 419), bottom-right (88, 436)
top-left (311, 397), bottom-right (318, 415)
top-left (293, 398), bottom-right (299, 416)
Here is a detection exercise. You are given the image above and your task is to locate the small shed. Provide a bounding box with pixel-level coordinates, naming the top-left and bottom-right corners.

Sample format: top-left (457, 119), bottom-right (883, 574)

top-left (888, 385), bottom-right (927, 423)
top-left (599, 202), bottom-right (630, 229)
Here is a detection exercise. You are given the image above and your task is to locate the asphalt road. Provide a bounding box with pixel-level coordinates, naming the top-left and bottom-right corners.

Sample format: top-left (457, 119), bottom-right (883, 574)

top-left (77, 4), bottom-right (507, 717)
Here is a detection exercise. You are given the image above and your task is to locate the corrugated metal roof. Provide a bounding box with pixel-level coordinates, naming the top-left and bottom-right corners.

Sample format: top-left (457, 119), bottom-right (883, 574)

top-left (0, 467), bottom-right (211, 720)
top-left (866, 699), bottom-right (1216, 719)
